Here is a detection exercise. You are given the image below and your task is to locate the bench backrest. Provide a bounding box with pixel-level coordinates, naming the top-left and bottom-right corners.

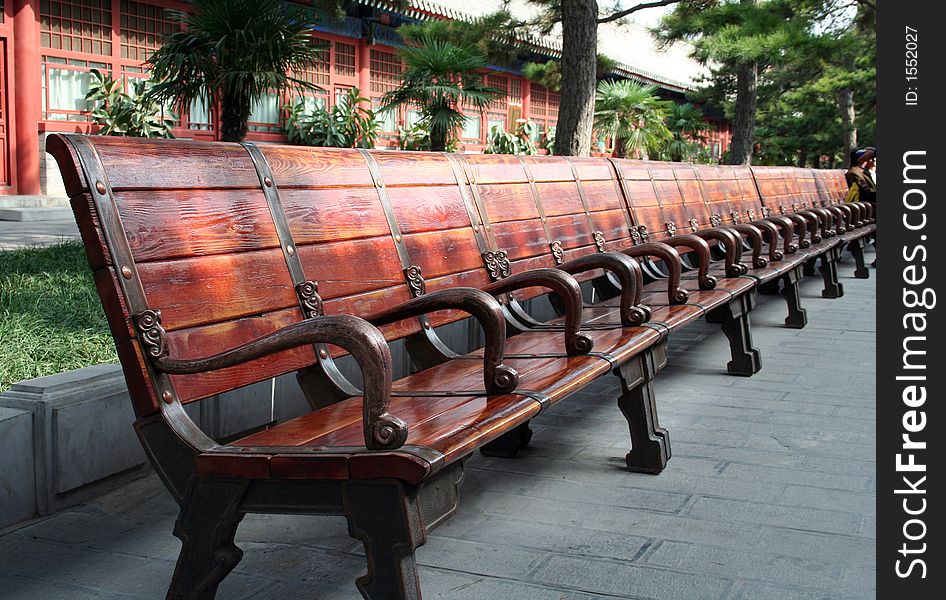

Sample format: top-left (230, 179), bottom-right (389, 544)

top-left (49, 134), bottom-right (847, 417)
top-left (812, 168), bottom-right (848, 205)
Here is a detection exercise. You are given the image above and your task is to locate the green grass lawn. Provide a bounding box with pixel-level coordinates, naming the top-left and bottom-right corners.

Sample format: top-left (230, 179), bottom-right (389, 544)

top-left (0, 242), bottom-right (116, 392)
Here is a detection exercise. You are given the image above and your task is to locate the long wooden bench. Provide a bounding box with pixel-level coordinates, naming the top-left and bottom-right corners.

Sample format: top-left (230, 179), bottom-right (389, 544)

top-left (810, 167), bottom-right (876, 278)
top-left (753, 166), bottom-right (876, 286)
top-left (47, 134), bottom-right (677, 600)
top-left (46, 133), bottom-right (873, 600)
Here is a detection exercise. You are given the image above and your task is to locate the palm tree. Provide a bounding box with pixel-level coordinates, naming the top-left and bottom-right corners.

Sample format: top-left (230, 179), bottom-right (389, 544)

top-left (594, 80), bottom-right (671, 159)
top-left (381, 37), bottom-right (502, 152)
top-left (146, 0), bottom-right (324, 142)
top-left (665, 102), bottom-right (710, 162)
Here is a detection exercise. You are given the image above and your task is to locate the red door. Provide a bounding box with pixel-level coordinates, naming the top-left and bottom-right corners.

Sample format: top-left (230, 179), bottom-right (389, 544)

top-left (0, 38), bottom-right (10, 190)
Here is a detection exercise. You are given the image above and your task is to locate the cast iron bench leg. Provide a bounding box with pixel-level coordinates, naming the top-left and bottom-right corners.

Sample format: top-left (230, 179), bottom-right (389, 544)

top-left (616, 347), bottom-right (670, 474)
top-left (480, 421), bottom-right (535, 457)
top-left (803, 257), bottom-right (817, 277)
top-left (346, 462), bottom-right (463, 600)
top-left (705, 294), bottom-right (762, 377)
top-left (849, 239), bottom-right (870, 279)
top-left (820, 249), bottom-right (845, 298)
top-left (167, 479), bottom-right (248, 600)
top-left (782, 267), bottom-right (808, 329)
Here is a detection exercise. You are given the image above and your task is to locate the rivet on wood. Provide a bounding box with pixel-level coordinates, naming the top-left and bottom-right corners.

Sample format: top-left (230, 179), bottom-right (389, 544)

top-left (424, 322), bottom-right (431, 329)
top-left (319, 349), bottom-right (328, 359)
top-left (95, 181), bottom-right (107, 194)
top-left (162, 390), bottom-right (173, 403)
top-left (395, 234), bottom-right (402, 243)
top-left (263, 177), bottom-right (273, 187)
top-left (121, 266), bottom-right (133, 279)
top-left (286, 245), bottom-right (295, 256)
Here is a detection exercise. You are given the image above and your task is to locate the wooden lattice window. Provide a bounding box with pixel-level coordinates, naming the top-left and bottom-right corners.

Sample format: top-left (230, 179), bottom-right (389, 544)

top-left (41, 0), bottom-right (113, 56)
top-left (120, 0), bottom-right (180, 63)
top-left (531, 85), bottom-right (547, 118)
top-left (487, 74), bottom-right (508, 111)
top-left (547, 90), bottom-right (560, 121)
top-left (296, 37), bottom-right (331, 88)
top-left (334, 41), bottom-right (356, 78)
top-left (369, 49), bottom-right (402, 96)
top-left (486, 74), bottom-right (508, 132)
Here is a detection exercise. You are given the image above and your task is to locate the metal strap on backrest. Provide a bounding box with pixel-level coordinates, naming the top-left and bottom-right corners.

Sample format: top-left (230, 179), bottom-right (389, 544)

top-left (566, 157), bottom-right (611, 252)
top-left (356, 148), bottom-right (414, 270)
top-left (68, 134), bottom-right (214, 449)
top-left (609, 158), bottom-right (647, 244)
top-left (747, 165), bottom-right (769, 216)
top-left (671, 166), bottom-right (701, 232)
top-left (691, 164), bottom-right (715, 228)
top-left (444, 152), bottom-right (492, 255)
top-left (453, 153), bottom-right (511, 280)
top-left (516, 156), bottom-right (563, 263)
top-left (356, 149), bottom-right (441, 339)
top-left (242, 143), bottom-right (357, 393)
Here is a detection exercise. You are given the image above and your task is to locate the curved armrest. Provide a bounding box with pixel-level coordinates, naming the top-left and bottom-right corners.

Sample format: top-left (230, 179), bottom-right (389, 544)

top-left (748, 219), bottom-right (785, 262)
top-left (856, 201), bottom-right (875, 222)
top-left (719, 224), bottom-right (767, 269)
top-left (151, 314), bottom-right (407, 451)
top-left (755, 215), bottom-right (798, 254)
top-left (558, 252), bottom-right (649, 326)
top-left (693, 227), bottom-right (748, 275)
top-left (825, 205), bottom-right (850, 231)
top-left (619, 242), bottom-right (688, 304)
top-left (843, 202), bottom-right (865, 227)
top-left (368, 288), bottom-right (518, 394)
top-left (810, 206), bottom-right (839, 233)
top-left (663, 234), bottom-right (716, 290)
top-left (784, 213), bottom-right (819, 244)
top-left (857, 201), bottom-right (875, 223)
top-left (798, 209), bottom-right (833, 238)
top-left (483, 269), bottom-right (594, 356)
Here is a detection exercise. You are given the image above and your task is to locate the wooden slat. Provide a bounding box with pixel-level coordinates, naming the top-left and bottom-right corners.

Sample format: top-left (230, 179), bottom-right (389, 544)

top-left (401, 228), bottom-right (488, 278)
top-left (296, 236), bottom-right (405, 299)
top-left (282, 187), bottom-right (392, 243)
top-left (387, 185), bottom-right (473, 234)
top-left (92, 137), bottom-right (261, 190)
top-left (261, 145), bottom-right (374, 188)
top-left (136, 248), bottom-right (298, 331)
top-left (113, 188), bottom-right (279, 263)
top-left (166, 307), bottom-right (317, 403)
top-left (372, 150), bottom-right (459, 186)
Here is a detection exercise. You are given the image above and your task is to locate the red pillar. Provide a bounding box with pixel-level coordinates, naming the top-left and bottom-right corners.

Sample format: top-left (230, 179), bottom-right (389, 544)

top-left (13, 0), bottom-right (41, 195)
top-left (358, 40), bottom-right (371, 100)
top-left (521, 78), bottom-right (531, 120)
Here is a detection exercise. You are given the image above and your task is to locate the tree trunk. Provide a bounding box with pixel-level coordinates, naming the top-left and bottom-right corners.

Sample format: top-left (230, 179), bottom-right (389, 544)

top-left (838, 83), bottom-right (857, 167)
top-left (614, 136), bottom-right (628, 159)
top-left (554, 0), bottom-right (598, 157)
top-left (725, 59), bottom-right (758, 165)
top-left (430, 126), bottom-right (447, 152)
top-left (220, 92), bottom-right (252, 142)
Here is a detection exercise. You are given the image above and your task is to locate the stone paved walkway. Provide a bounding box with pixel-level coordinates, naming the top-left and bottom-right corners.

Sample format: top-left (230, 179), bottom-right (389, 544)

top-left (0, 250), bottom-right (876, 600)
top-left (0, 219), bottom-right (80, 251)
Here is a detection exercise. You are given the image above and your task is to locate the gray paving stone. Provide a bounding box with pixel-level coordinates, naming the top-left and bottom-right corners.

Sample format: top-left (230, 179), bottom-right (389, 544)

top-left (643, 540), bottom-right (845, 590)
top-left (0, 271), bottom-right (877, 598)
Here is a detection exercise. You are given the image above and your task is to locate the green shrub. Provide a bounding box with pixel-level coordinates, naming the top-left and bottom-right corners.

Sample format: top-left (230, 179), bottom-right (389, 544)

top-left (396, 121), bottom-right (459, 152)
top-left (484, 121), bottom-right (538, 155)
top-left (284, 88), bottom-right (381, 148)
top-left (85, 69), bottom-right (175, 138)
